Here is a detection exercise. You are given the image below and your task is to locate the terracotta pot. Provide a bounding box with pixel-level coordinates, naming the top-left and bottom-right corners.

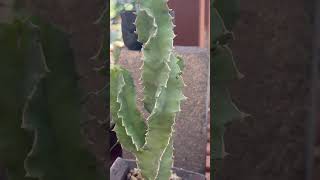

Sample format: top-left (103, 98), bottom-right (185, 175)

top-left (110, 158), bottom-right (205, 180)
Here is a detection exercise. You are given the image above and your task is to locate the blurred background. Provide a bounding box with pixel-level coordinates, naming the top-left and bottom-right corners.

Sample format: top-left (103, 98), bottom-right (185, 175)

top-left (213, 0), bottom-right (320, 180)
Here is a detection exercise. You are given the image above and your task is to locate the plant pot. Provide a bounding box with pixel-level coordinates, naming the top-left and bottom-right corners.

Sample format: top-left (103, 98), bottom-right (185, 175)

top-left (110, 158), bottom-right (206, 180)
top-left (120, 11), bottom-right (143, 51)
top-left (121, 10), bottom-right (175, 51)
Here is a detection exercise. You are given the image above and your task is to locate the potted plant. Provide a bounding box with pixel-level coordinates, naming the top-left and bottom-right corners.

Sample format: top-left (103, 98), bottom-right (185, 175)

top-left (110, 0), bottom-right (205, 179)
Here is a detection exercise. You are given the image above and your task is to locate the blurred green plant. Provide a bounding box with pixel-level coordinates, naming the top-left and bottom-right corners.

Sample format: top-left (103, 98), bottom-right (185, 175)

top-left (0, 3), bottom-right (106, 179)
top-left (211, 0), bottom-right (247, 160)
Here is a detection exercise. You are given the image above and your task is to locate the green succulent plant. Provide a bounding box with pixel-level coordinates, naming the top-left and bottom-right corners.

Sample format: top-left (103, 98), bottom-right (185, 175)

top-left (0, 3), bottom-right (105, 179)
top-left (211, 0), bottom-right (246, 160)
top-left (110, 0), bottom-right (186, 179)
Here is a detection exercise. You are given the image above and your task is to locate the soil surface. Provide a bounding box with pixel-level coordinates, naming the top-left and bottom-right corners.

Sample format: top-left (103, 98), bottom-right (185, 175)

top-left (214, 0), bottom-right (317, 180)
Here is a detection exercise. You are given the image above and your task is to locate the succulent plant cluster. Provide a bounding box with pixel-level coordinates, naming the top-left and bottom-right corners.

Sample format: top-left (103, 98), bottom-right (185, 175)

top-left (211, 0), bottom-right (246, 159)
top-left (110, 0), bottom-right (186, 179)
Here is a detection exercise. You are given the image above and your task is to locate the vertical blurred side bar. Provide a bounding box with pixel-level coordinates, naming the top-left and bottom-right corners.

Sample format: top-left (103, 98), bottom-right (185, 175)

top-left (306, 0), bottom-right (320, 179)
top-left (104, 0), bottom-right (111, 177)
top-left (0, 1), bottom-right (11, 179)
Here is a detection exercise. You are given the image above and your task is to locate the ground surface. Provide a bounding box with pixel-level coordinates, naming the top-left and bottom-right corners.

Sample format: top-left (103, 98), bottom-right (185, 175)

top-left (214, 0), bottom-right (316, 180)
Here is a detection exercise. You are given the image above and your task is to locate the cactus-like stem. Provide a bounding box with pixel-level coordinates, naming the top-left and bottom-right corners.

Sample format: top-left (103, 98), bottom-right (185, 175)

top-left (110, 0), bottom-right (185, 179)
top-left (111, 65), bottom-right (147, 153)
top-left (211, 0), bottom-right (245, 159)
top-left (0, 16), bottom-right (106, 179)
